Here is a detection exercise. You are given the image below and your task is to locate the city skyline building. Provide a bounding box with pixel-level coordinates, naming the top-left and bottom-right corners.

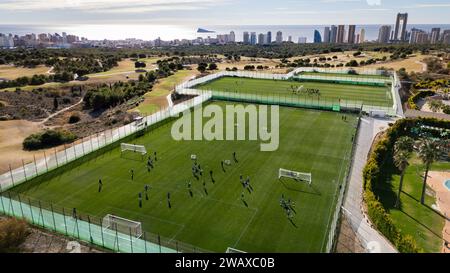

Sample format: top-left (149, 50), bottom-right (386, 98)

top-left (337, 25), bottom-right (345, 43)
top-left (378, 25), bottom-right (392, 43)
top-left (314, 30), bottom-right (322, 43)
top-left (394, 13), bottom-right (408, 41)
top-left (347, 25), bottom-right (356, 44)
top-left (323, 27), bottom-right (330, 43)
top-left (330, 25), bottom-right (338, 43)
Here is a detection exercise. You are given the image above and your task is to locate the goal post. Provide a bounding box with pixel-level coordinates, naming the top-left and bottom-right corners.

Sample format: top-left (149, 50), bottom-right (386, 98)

top-left (102, 214), bottom-right (143, 239)
top-left (120, 143), bottom-right (147, 155)
top-left (226, 247), bottom-right (247, 253)
top-left (278, 168), bottom-right (312, 185)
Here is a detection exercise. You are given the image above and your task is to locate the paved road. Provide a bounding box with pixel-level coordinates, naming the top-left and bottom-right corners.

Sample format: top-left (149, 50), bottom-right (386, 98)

top-left (342, 116), bottom-right (398, 253)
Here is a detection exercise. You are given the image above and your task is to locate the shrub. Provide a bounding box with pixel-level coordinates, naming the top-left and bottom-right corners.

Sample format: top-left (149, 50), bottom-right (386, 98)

top-left (23, 129), bottom-right (77, 151)
top-left (443, 105), bottom-right (450, 115)
top-left (408, 90), bottom-right (435, 110)
top-left (68, 112), bottom-right (81, 124)
top-left (0, 218), bottom-right (29, 253)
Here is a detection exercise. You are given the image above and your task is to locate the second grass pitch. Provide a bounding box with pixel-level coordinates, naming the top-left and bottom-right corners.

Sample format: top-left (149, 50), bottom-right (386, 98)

top-left (9, 101), bottom-right (357, 253)
top-left (195, 76), bottom-right (393, 108)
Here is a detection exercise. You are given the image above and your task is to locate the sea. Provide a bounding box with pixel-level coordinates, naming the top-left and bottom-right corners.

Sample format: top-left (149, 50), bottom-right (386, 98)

top-left (1, 24), bottom-right (450, 43)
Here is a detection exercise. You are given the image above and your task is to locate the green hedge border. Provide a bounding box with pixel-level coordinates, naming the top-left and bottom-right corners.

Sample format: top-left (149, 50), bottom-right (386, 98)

top-left (363, 117), bottom-right (450, 253)
top-left (408, 90), bottom-right (436, 110)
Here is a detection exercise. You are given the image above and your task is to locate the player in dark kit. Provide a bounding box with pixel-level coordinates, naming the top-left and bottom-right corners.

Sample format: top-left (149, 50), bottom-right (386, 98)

top-left (138, 192), bottom-right (142, 208)
top-left (98, 178), bottom-right (103, 193)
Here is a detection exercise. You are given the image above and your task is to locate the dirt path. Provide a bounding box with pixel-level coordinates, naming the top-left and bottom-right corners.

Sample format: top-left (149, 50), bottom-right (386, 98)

top-left (427, 171), bottom-right (450, 253)
top-left (40, 98), bottom-right (83, 124)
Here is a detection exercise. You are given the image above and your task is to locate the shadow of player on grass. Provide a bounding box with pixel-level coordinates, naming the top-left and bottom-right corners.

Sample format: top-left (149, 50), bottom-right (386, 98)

top-left (279, 178), bottom-right (321, 196)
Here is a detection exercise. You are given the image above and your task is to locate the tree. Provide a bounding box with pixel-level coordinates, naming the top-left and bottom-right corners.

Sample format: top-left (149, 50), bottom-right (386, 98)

top-left (135, 61), bottom-right (146, 68)
top-left (208, 63), bottom-right (218, 70)
top-left (197, 63), bottom-right (208, 73)
top-left (53, 97), bottom-right (58, 110)
top-left (393, 136), bottom-right (414, 208)
top-left (417, 138), bottom-right (443, 204)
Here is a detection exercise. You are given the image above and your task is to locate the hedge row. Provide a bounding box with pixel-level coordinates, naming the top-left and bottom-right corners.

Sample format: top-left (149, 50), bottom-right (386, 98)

top-left (362, 117), bottom-right (450, 253)
top-left (23, 129), bottom-right (77, 151)
top-left (407, 90), bottom-right (435, 110)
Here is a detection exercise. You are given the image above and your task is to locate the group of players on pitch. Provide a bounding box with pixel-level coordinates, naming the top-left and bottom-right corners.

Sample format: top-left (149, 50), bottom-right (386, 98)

top-left (97, 149), bottom-right (297, 221)
top-left (96, 151), bottom-right (160, 208)
top-left (280, 194), bottom-right (296, 220)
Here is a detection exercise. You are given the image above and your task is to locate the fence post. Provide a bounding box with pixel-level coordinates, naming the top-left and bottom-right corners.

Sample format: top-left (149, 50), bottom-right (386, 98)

top-left (33, 155), bottom-right (38, 176)
top-left (129, 227), bottom-right (133, 253)
top-left (43, 151), bottom-right (49, 172)
top-left (115, 226), bottom-right (120, 252)
top-left (38, 201), bottom-right (45, 227)
top-left (50, 204), bottom-right (56, 231)
top-left (88, 216), bottom-right (93, 244)
top-left (8, 192), bottom-right (15, 217)
top-left (55, 148), bottom-right (59, 167)
top-left (9, 164), bottom-right (15, 187)
top-left (0, 190), bottom-right (5, 214)
top-left (17, 194), bottom-right (25, 219)
top-left (22, 159), bottom-right (28, 182)
top-left (73, 142), bottom-right (77, 158)
top-left (89, 135), bottom-right (94, 151)
top-left (64, 144), bottom-right (68, 164)
top-left (81, 137), bottom-right (86, 155)
top-left (75, 215), bottom-right (80, 239)
top-left (143, 231), bottom-right (148, 253)
top-left (62, 207), bottom-right (68, 235)
top-left (27, 198), bottom-right (35, 224)
top-left (158, 234), bottom-right (161, 253)
top-left (100, 219), bottom-right (105, 248)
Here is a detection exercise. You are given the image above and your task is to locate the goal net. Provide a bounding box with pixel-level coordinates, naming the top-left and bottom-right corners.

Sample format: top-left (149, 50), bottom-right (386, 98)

top-left (121, 143), bottom-right (147, 155)
top-left (102, 214), bottom-right (143, 239)
top-left (226, 247), bottom-right (247, 253)
top-left (279, 168), bottom-right (312, 185)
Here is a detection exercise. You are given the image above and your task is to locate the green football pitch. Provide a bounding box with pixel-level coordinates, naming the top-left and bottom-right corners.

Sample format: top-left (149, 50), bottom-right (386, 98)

top-left (8, 101), bottom-right (357, 253)
top-left (195, 76), bottom-right (393, 108)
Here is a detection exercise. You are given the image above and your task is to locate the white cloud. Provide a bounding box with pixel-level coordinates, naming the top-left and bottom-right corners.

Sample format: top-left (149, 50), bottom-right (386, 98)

top-left (0, 0), bottom-right (229, 13)
top-left (366, 0), bottom-right (381, 6)
top-left (413, 3), bottom-right (450, 8)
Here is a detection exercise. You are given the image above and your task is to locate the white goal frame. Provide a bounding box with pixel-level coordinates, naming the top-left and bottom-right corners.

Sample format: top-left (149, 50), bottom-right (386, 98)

top-left (226, 247), bottom-right (247, 253)
top-left (102, 214), bottom-right (143, 239)
top-left (120, 143), bottom-right (147, 155)
top-left (278, 168), bottom-right (312, 185)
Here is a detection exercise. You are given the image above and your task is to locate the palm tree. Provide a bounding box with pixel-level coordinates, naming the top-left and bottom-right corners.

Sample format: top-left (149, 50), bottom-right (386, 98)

top-left (417, 138), bottom-right (442, 204)
top-left (393, 136), bottom-right (414, 208)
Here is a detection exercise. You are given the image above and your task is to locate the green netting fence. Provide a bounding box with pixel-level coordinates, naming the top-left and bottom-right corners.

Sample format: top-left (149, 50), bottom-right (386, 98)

top-left (292, 76), bottom-right (389, 87)
top-left (0, 190), bottom-right (210, 253)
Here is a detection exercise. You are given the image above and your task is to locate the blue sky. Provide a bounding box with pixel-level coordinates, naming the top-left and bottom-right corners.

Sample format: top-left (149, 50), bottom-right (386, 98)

top-left (0, 0), bottom-right (449, 25)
